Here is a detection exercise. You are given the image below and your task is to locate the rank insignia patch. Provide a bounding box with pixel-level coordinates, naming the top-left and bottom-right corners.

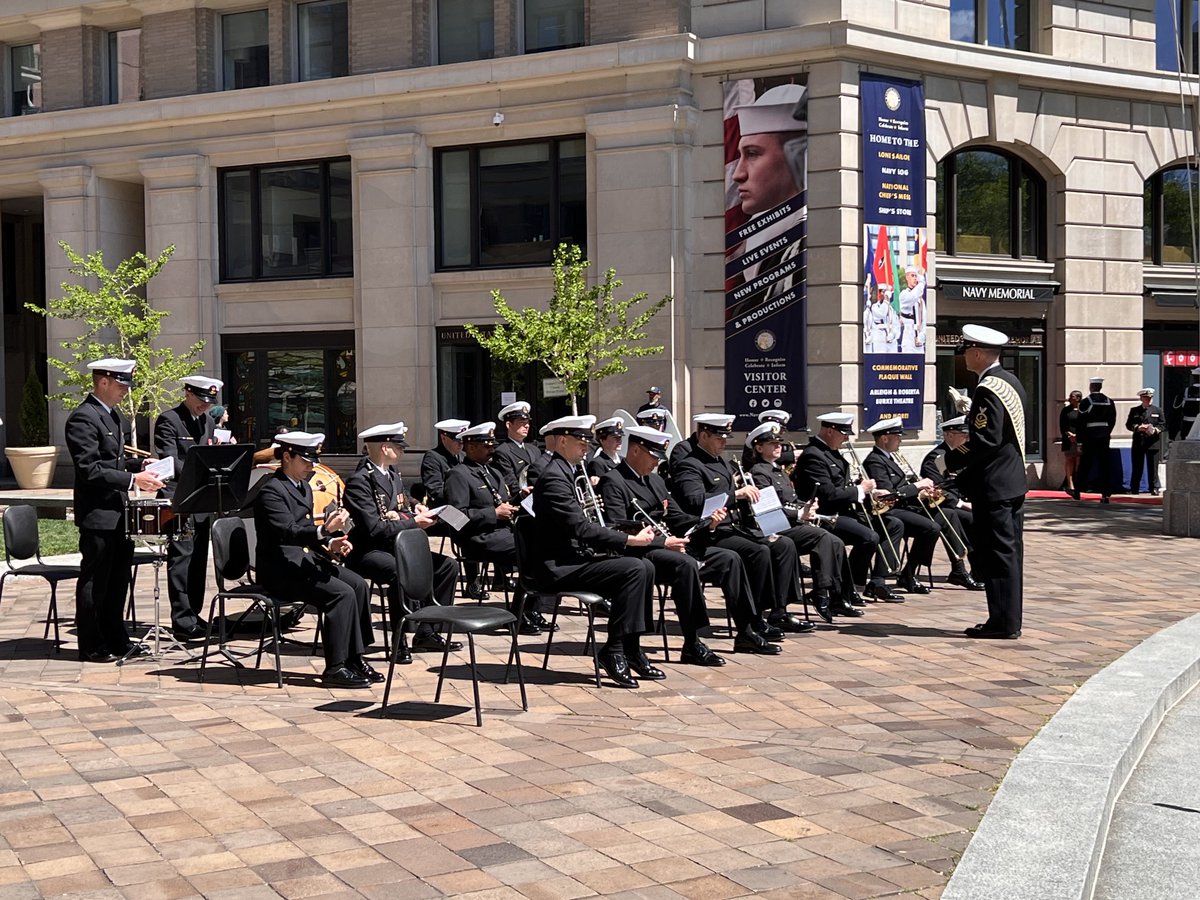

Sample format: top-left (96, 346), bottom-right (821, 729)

top-left (974, 411), bottom-right (988, 429)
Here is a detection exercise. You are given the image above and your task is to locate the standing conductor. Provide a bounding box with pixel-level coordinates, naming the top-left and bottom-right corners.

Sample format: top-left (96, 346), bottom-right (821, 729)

top-left (944, 325), bottom-right (1028, 639)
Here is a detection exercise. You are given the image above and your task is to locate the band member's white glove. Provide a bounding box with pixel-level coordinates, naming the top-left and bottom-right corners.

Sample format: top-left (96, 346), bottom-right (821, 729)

top-left (949, 386), bottom-right (971, 414)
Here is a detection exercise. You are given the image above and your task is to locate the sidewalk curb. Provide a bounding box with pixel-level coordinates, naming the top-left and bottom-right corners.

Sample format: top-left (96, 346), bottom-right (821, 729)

top-left (944, 612), bottom-right (1200, 900)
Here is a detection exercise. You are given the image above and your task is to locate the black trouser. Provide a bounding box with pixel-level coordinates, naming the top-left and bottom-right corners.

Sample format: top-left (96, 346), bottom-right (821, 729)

top-left (778, 523), bottom-right (843, 594)
top-left (166, 515), bottom-right (211, 630)
top-left (935, 505), bottom-right (973, 573)
top-left (889, 507), bottom-right (941, 572)
top-left (833, 513), bottom-right (901, 587)
top-left (1079, 436), bottom-right (1119, 495)
top-left (699, 545), bottom-right (757, 629)
top-left (710, 529), bottom-right (798, 614)
top-left (77, 527), bottom-right (134, 655)
top-left (644, 548), bottom-right (709, 638)
top-left (971, 497), bottom-right (1024, 633)
top-left (262, 563), bottom-right (372, 670)
top-left (351, 548), bottom-right (459, 639)
top-left (460, 530), bottom-right (527, 613)
top-left (1130, 442), bottom-right (1160, 492)
top-left (549, 557), bottom-right (654, 642)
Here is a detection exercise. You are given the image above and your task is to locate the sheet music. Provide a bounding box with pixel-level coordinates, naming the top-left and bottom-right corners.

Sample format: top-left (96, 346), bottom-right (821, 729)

top-left (426, 505), bottom-right (469, 532)
top-left (213, 428), bottom-right (232, 443)
top-left (144, 456), bottom-right (174, 482)
top-left (701, 493), bottom-right (727, 520)
top-left (750, 486), bottom-right (789, 537)
top-left (520, 493), bottom-right (536, 517)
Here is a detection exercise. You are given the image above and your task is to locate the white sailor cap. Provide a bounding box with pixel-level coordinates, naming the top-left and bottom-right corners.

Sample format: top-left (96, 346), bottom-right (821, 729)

top-left (636, 407), bottom-right (668, 422)
top-left (88, 357), bottom-right (136, 386)
top-left (1138, 387), bottom-right (1155, 397)
top-left (276, 431), bottom-right (325, 461)
top-left (434, 418), bottom-right (470, 437)
top-left (626, 425), bottom-right (670, 460)
top-left (358, 421), bottom-right (408, 446)
top-left (959, 323), bottom-right (1009, 350)
top-left (181, 375), bottom-right (223, 400)
top-left (1088, 375), bottom-right (1104, 385)
top-left (866, 417), bottom-right (906, 437)
top-left (757, 408), bottom-right (791, 426)
top-left (746, 421), bottom-right (784, 447)
top-left (541, 415), bottom-right (597, 441)
top-left (816, 412), bottom-right (856, 435)
top-left (735, 83), bottom-right (807, 136)
top-left (595, 416), bottom-right (624, 437)
top-left (694, 413), bottom-right (735, 436)
top-left (498, 400), bottom-right (531, 421)
top-left (904, 264), bottom-right (919, 275)
top-left (460, 422), bottom-right (499, 445)
top-left (941, 415), bottom-right (968, 432)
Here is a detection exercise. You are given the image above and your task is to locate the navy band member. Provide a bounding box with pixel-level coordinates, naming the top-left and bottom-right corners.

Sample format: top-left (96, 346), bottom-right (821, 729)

top-left (419, 419), bottom-right (468, 506)
top-left (253, 432), bottom-right (379, 687)
top-left (66, 358), bottom-right (165, 663)
top-left (154, 375), bottom-right (221, 640)
top-left (747, 421), bottom-right (855, 623)
top-left (1078, 375), bottom-right (1118, 502)
top-left (793, 412), bottom-right (900, 607)
top-left (862, 418), bottom-right (941, 596)
top-left (491, 400), bottom-right (539, 491)
top-left (586, 417), bottom-right (624, 480)
top-left (528, 415), bottom-right (660, 689)
top-left (945, 324), bottom-right (1029, 639)
top-left (600, 426), bottom-right (766, 664)
top-left (919, 416), bottom-right (984, 591)
top-left (1126, 388), bottom-right (1164, 495)
top-left (444, 422), bottom-right (550, 636)
top-left (343, 422), bottom-right (460, 663)
top-left (671, 413), bottom-right (806, 640)
top-left (754, 408), bottom-right (800, 469)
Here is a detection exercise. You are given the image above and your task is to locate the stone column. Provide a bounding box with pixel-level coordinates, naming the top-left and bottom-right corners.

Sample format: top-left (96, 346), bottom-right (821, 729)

top-left (348, 133), bottom-right (432, 437)
top-left (586, 103), bottom-right (696, 420)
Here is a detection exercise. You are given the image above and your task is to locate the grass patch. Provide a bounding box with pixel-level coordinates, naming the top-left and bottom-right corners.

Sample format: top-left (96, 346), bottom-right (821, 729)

top-left (0, 517), bottom-right (79, 558)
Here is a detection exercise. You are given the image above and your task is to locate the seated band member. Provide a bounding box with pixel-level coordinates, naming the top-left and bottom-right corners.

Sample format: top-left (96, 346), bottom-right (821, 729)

top-left (444, 422), bottom-right (551, 636)
top-left (599, 426), bottom-right (772, 663)
top-left (746, 421), bottom-right (857, 623)
top-left (863, 418), bottom-right (941, 596)
top-left (921, 416), bottom-right (984, 590)
top-left (755, 408), bottom-right (800, 469)
top-left (154, 374), bottom-right (222, 641)
top-left (671, 413), bottom-right (808, 639)
top-left (793, 413), bottom-right (901, 607)
top-left (586, 417), bottom-right (624, 480)
top-left (67, 358), bottom-right (164, 663)
top-left (253, 432), bottom-right (380, 689)
top-left (491, 401), bottom-right (539, 491)
top-left (419, 419), bottom-right (468, 506)
top-left (343, 422), bottom-right (461, 662)
top-left (528, 415), bottom-right (661, 689)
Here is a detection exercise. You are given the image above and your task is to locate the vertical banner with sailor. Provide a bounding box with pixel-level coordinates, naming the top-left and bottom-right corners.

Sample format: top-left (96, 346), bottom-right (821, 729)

top-left (860, 74), bottom-right (929, 427)
top-left (723, 75), bottom-right (808, 431)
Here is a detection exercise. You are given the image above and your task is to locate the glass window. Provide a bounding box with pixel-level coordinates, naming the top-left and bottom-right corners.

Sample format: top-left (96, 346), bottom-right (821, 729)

top-left (1157, 0), bottom-right (1199, 72)
top-left (298, 0), bottom-right (348, 81)
top-left (950, 0), bottom-right (1033, 51)
top-left (218, 158), bottom-right (354, 282)
top-left (936, 148), bottom-right (1046, 259)
top-left (438, 0), bottom-right (495, 63)
top-left (223, 9), bottom-right (269, 90)
top-left (107, 30), bottom-right (141, 103)
top-left (224, 333), bottom-right (357, 452)
top-left (10, 43), bottom-right (41, 116)
top-left (525, 0), bottom-right (584, 53)
top-left (435, 137), bottom-right (586, 270)
top-left (1145, 164), bottom-right (1200, 265)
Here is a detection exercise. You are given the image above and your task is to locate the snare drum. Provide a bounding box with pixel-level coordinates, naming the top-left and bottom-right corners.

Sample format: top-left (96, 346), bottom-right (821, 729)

top-left (125, 498), bottom-right (181, 537)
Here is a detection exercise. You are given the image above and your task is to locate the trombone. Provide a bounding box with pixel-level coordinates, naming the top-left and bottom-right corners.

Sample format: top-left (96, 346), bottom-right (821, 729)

top-left (894, 453), bottom-right (968, 560)
top-left (844, 441), bottom-right (902, 573)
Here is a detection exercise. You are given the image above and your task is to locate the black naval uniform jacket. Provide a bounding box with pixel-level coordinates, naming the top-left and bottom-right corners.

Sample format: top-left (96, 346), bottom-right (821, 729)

top-left (66, 394), bottom-right (139, 531)
top-left (254, 469), bottom-right (335, 578)
top-left (598, 461), bottom-right (695, 544)
top-left (946, 364), bottom-right (1028, 503)
top-left (528, 454), bottom-right (630, 582)
top-left (343, 461), bottom-right (423, 563)
top-left (419, 443), bottom-right (460, 505)
top-left (492, 438), bottom-right (540, 489)
top-left (793, 437), bottom-right (862, 518)
top-left (1126, 403), bottom-right (1165, 449)
top-left (1079, 389), bottom-right (1116, 443)
top-left (586, 450), bottom-right (620, 480)
top-left (862, 447), bottom-right (922, 507)
top-left (154, 402), bottom-right (216, 497)
top-left (920, 442), bottom-right (965, 505)
top-left (444, 458), bottom-right (516, 554)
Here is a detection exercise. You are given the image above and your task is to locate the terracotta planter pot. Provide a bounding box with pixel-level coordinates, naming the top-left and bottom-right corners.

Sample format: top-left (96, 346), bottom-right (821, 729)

top-left (5, 446), bottom-right (58, 489)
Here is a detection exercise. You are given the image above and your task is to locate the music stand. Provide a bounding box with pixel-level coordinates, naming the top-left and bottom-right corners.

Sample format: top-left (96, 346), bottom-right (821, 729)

top-left (174, 444), bottom-right (253, 520)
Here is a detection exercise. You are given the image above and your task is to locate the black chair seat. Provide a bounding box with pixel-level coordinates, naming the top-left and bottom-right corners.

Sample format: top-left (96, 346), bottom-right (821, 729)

top-left (7, 564), bottom-right (79, 582)
top-left (2, 505), bottom-right (80, 652)
top-left (407, 605), bottom-right (516, 632)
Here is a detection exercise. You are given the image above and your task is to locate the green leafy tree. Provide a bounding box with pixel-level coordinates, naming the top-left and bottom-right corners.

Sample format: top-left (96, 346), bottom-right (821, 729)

top-left (27, 241), bottom-right (205, 449)
top-left (465, 244), bottom-right (671, 414)
top-left (18, 363), bottom-right (49, 446)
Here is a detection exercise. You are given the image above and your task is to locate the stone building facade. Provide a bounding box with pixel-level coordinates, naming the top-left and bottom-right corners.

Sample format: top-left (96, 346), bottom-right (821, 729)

top-left (0, 0), bottom-right (1195, 486)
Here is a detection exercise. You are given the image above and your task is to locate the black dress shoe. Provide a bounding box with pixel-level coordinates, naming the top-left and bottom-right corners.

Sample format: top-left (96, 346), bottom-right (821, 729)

top-left (947, 571), bottom-right (985, 591)
top-left (78, 649), bottom-right (119, 663)
top-left (809, 595), bottom-right (834, 625)
top-left (829, 602), bottom-right (865, 618)
top-left (768, 611), bottom-right (815, 633)
top-left (848, 591), bottom-right (868, 607)
top-left (172, 623), bottom-right (206, 642)
top-left (528, 610), bottom-right (558, 633)
top-left (1151, 488), bottom-right (1161, 496)
top-left (349, 658), bottom-right (385, 684)
top-left (599, 651), bottom-right (639, 688)
top-left (391, 639), bottom-right (413, 665)
top-left (733, 630), bottom-right (782, 655)
top-left (321, 664), bottom-right (371, 688)
top-left (412, 632), bottom-right (463, 652)
top-left (628, 650), bottom-right (667, 680)
top-left (679, 641), bottom-right (726, 667)
top-left (519, 616), bottom-right (543, 636)
top-left (753, 619), bottom-right (785, 641)
top-left (896, 575), bottom-right (930, 595)
top-left (964, 625), bottom-right (1021, 640)
top-left (863, 583), bottom-right (905, 603)
top-left (464, 581), bottom-right (489, 600)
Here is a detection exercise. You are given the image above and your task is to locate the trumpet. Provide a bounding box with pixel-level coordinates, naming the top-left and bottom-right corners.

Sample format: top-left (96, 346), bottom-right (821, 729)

top-left (894, 453), bottom-right (968, 560)
top-left (575, 462), bottom-right (606, 526)
top-left (630, 497), bottom-right (672, 539)
top-left (731, 456), bottom-right (771, 539)
top-left (844, 441), bottom-right (902, 574)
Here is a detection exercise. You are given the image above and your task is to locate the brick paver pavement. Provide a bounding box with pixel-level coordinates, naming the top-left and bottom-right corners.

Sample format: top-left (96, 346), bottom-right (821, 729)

top-left (0, 499), bottom-right (1190, 899)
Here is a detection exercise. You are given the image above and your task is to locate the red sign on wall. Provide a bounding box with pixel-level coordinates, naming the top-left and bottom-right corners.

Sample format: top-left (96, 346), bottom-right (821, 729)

top-left (1164, 350), bottom-right (1200, 367)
